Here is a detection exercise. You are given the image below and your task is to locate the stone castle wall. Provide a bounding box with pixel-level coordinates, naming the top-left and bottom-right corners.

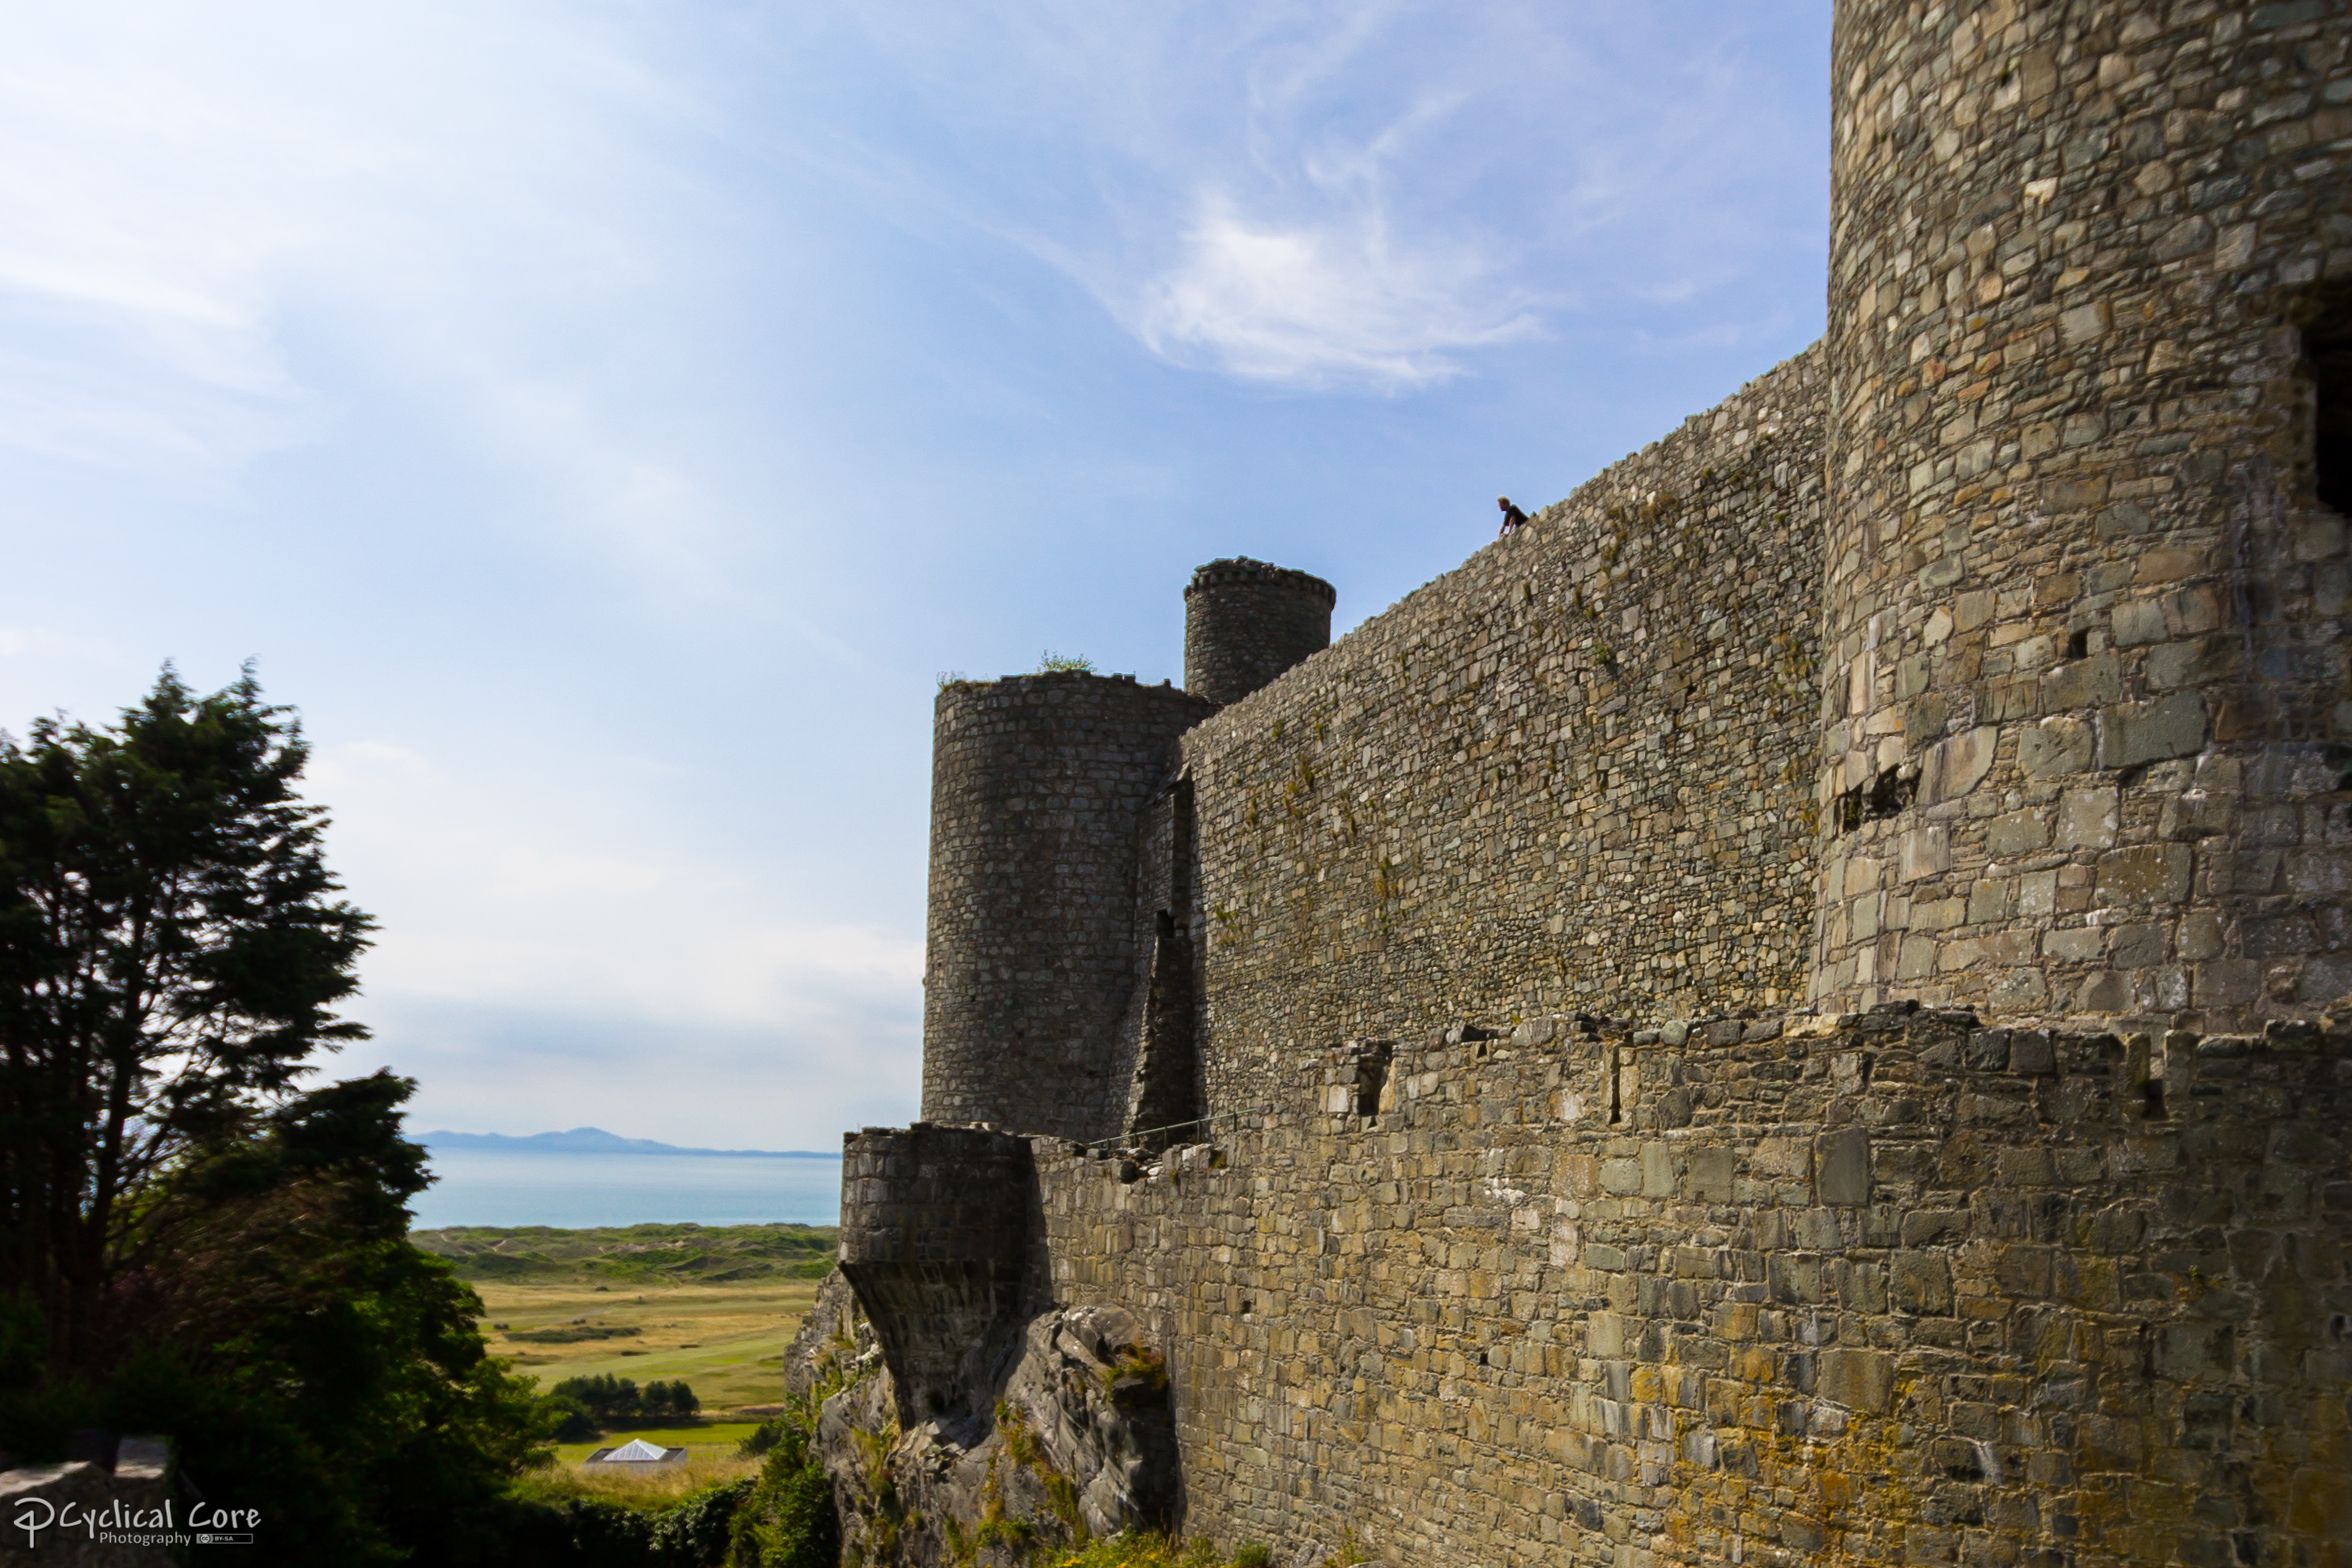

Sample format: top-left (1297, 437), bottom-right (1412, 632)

top-left (1174, 349), bottom-right (1829, 1121)
top-left (839, 7), bottom-right (2352, 1566)
top-left (922, 674), bottom-right (1216, 1141)
top-left (1031, 1008), bottom-right (2350, 1568)
top-left (1813, 0), bottom-right (2352, 1027)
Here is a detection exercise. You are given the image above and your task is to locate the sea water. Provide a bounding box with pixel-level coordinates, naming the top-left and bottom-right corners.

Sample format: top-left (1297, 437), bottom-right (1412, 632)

top-left (413, 1148), bottom-right (843, 1229)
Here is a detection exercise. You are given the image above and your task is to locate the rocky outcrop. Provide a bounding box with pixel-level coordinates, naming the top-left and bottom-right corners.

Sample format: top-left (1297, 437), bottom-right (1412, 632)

top-left (816, 1301), bottom-right (1179, 1567)
top-left (781, 1268), bottom-right (877, 1401)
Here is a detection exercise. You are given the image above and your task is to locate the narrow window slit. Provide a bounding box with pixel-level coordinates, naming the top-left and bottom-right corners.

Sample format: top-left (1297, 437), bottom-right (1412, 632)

top-left (2304, 291), bottom-right (2352, 512)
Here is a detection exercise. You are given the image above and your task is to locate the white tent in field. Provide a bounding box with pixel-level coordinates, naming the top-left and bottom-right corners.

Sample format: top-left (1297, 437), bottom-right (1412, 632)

top-left (582, 1438), bottom-right (686, 1467)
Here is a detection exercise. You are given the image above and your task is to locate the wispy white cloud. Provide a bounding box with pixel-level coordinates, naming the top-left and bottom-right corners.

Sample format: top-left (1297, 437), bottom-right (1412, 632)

top-left (1131, 194), bottom-right (1538, 388)
top-left (784, 0), bottom-right (1820, 393)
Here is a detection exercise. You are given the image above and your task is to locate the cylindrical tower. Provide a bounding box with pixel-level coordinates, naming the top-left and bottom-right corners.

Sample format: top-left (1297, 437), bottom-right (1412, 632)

top-left (1814, 0), bottom-right (2352, 1029)
top-left (922, 671), bottom-right (1216, 1140)
top-left (1183, 558), bottom-right (1336, 706)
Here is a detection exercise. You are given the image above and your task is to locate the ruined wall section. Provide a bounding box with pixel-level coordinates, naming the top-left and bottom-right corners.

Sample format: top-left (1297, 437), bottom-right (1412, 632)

top-left (1814, 0), bottom-right (2352, 1027)
top-left (1035, 1008), bottom-right (2350, 1568)
top-left (922, 673), bottom-right (1216, 1141)
top-left (1174, 350), bottom-right (1829, 1118)
top-left (1111, 775), bottom-right (1205, 1143)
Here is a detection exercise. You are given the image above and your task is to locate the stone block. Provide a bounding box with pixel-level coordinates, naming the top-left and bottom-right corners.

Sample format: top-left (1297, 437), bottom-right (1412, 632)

top-left (1641, 1143), bottom-right (1674, 1198)
top-left (1897, 935), bottom-right (1940, 980)
top-left (1918, 726), bottom-right (1997, 806)
top-left (2056, 787), bottom-right (2119, 850)
top-left (2111, 599), bottom-right (2167, 646)
top-left (2019, 870), bottom-right (2058, 916)
top-left (2010, 1032), bottom-right (2056, 1074)
top-left (1814, 1129), bottom-right (1871, 1207)
top-left (1987, 966), bottom-right (2050, 1012)
top-left (2154, 1322), bottom-right (2235, 1382)
top-left (2020, 716), bottom-right (2094, 777)
top-left (2043, 926), bottom-right (2103, 962)
top-left (2094, 844), bottom-right (2193, 907)
top-left (2111, 923), bottom-right (2168, 968)
top-left (1685, 1148), bottom-right (1737, 1203)
top-left (1901, 825), bottom-right (1952, 881)
top-left (1891, 1252), bottom-right (1954, 1314)
top-left (1987, 809), bottom-right (2051, 857)
top-left (1963, 1031), bottom-right (2010, 1070)
top-left (2043, 653), bottom-right (2120, 711)
top-left (1817, 1349), bottom-right (1895, 1412)
top-left (2098, 692), bottom-right (2209, 768)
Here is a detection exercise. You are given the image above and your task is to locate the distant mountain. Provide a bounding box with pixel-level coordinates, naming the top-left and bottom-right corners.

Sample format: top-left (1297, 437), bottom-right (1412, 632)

top-left (417, 1127), bottom-right (837, 1159)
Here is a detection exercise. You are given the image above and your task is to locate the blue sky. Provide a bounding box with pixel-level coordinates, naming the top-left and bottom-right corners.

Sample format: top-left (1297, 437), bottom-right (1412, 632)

top-left (0, 0), bottom-right (1829, 1150)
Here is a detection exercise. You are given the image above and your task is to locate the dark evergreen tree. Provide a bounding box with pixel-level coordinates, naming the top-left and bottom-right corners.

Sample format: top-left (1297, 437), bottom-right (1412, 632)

top-left (0, 671), bottom-right (552, 1564)
top-left (0, 667), bottom-right (373, 1363)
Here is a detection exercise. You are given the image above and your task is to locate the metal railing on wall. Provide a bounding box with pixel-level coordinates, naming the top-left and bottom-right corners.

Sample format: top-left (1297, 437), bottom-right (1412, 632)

top-left (1079, 1108), bottom-right (1259, 1153)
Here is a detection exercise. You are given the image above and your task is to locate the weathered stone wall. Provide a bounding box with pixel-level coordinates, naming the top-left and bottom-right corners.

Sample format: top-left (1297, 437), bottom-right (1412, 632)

top-left (1175, 350), bottom-right (1829, 1120)
top-left (1813, 0), bottom-right (2352, 1027)
top-left (923, 674), bottom-right (1216, 1142)
top-left (1183, 560), bottom-right (1338, 709)
top-left (1032, 1005), bottom-right (2351, 1568)
top-left (858, 12), bottom-right (2352, 1567)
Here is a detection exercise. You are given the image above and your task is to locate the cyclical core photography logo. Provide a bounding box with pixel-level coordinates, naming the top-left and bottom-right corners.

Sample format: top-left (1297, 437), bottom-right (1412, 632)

top-left (11, 1493), bottom-right (259, 1551)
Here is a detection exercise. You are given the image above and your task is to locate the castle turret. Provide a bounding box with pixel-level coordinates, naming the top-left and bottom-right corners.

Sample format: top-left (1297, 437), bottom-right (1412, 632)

top-left (921, 671), bottom-right (1215, 1141)
top-left (1182, 559), bottom-right (1336, 706)
top-left (1813, 0), bottom-right (2351, 1028)
top-left (837, 1123), bottom-right (1030, 1427)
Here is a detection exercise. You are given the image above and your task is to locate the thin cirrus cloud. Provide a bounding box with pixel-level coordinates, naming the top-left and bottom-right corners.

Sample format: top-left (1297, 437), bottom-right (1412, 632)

top-left (785, 0), bottom-right (1818, 393)
top-left (1129, 194), bottom-right (1540, 388)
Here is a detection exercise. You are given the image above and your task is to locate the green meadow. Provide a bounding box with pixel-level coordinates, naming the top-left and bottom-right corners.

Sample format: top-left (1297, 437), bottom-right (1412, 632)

top-left (412, 1223), bottom-right (837, 1417)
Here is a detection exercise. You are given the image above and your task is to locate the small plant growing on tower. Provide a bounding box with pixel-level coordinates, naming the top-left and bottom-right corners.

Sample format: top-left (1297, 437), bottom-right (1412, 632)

top-left (1036, 651), bottom-right (1095, 674)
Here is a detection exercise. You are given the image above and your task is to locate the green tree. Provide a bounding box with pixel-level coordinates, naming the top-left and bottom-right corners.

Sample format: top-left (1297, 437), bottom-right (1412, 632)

top-left (0, 671), bottom-right (552, 1564)
top-left (0, 667), bottom-right (373, 1365)
top-left (554, 1372), bottom-right (644, 1423)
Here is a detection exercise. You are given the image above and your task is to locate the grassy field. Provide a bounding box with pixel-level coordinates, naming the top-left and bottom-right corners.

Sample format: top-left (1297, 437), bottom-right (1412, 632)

top-left (513, 1449), bottom-right (763, 1509)
top-left (412, 1223), bottom-right (836, 1417)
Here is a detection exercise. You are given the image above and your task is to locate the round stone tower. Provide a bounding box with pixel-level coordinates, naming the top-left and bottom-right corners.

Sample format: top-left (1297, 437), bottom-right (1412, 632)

top-left (922, 671), bottom-right (1216, 1141)
top-left (1815, 0), bottom-right (2352, 1027)
top-left (1183, 558), bottom-right (1337, 706)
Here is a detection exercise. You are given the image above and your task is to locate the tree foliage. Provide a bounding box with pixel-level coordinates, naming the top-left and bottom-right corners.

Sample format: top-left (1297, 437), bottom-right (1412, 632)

top-left (0, 667), bottom-right (373, 1362)
top-left (0, 671), bottom-right (552, 1564)
top-left (548, 1374), bottom-right (703, 1426)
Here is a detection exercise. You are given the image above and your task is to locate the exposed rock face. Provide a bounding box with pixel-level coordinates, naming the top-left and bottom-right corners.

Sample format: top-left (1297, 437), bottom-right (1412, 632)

top-left (781, 1268), bottom-right (878, 1401)
top-left (814, 1302), bottom-right (1179, 1568)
